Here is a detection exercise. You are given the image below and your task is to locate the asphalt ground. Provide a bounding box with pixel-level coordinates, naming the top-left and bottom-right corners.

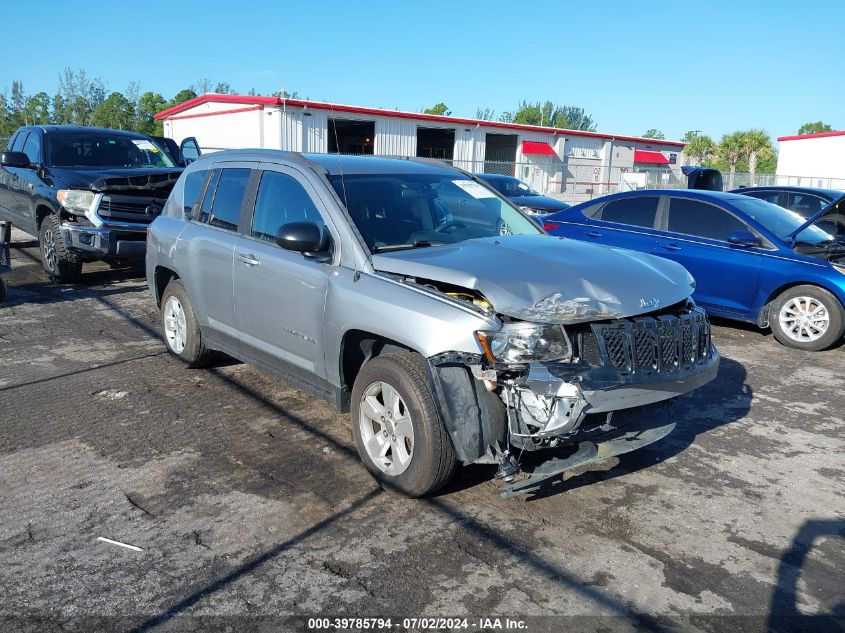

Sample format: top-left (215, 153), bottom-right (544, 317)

top-left (0, 229), bottom-right (842, 633)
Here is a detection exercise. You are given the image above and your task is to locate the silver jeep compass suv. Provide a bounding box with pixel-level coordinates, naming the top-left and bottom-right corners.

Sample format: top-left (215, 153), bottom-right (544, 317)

top-left (146, 150), bottom-right (718, 497)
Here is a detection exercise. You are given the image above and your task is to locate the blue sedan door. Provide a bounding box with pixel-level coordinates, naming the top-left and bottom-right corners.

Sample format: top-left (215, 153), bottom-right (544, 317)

top-left (654, 196), bottom-right (762, 316)
top-left (580, 195), bottom-right (662, 251)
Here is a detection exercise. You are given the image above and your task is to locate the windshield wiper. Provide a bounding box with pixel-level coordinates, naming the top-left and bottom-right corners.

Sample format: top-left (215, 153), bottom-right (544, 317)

top-left (372, 240), bottom-right (439, 253)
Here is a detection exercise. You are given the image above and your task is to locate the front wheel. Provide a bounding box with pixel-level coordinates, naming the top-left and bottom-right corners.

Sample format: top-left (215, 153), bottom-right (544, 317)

top-left (770, 285), bottom-right (845, 351)
top-left (351, 351), bottom-right (457, 497)
top-left (39, 215), bottom-right (82, 283)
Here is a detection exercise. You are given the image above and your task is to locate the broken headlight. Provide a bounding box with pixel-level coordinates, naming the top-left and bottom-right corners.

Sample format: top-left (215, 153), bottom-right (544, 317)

top-left (57, 189), bottom-right (96, 214)
top-left (475, 323), bottom-right (572, 364)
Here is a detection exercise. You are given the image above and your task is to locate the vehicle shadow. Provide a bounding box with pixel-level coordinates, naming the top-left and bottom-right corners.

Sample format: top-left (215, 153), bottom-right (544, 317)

top-left (460, 354), bottom-right (753, 501)
top-left (767, 518), bottom-right (845, 632)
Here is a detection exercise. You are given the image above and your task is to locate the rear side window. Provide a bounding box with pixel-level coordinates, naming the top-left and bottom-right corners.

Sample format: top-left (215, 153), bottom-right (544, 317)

top-left (208, 168), bottom-right (250, 231)
top-left (744, 190), bottom-right (781, 205)
top-left (182, 169), bottom-right (208, 218)
top-left (667, 198), bottom-right (747, 241)
top-left (251, 171), bottom-right (324, 242)
top-left (598, 197), bottom-right (659, 228)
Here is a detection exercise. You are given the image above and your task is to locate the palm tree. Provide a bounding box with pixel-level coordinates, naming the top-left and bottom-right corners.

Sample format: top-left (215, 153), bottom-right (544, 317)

top-left (741, 129), bottom-right (771, 184)
top-left (684, 134), bottom-right (716, 166)
top-left (719, 132), bottom-right (744, 189)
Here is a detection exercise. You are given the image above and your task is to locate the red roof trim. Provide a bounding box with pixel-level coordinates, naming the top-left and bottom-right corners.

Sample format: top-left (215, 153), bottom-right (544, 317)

top-left (167, 104), bottom-right (264, 121)
top-left (777, 130), bottom-right (845, 142)
top-left (522, 140), bottom-right (557, 156)
top-left (634, 150), bottom-right (669, 164)
top-left (155, 93), bottom-right (686, 147)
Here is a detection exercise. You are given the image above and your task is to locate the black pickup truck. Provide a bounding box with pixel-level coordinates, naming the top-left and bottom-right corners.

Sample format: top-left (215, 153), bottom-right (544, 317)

top-left (0, 125), bottom-right (199, 282)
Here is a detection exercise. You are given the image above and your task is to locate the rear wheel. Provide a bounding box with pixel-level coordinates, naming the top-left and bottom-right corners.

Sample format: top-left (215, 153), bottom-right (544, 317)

top-left (351, 351), bottom-right (457, 497)
top-left (160, 279), bottom-right (213, 367)
top-left (770, 285), bottom-right (845, 351)
top-left (39, 215), bottom-right (82, 283)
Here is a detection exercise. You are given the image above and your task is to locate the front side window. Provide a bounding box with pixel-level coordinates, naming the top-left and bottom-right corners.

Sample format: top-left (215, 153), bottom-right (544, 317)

top-left (22, 132), bottom-right (42, 163)
top-left (251, 171), bottom-right (324, 242)
top-left (786, 193), bottom-right (828, 218)
top-left (667, 198), bottom-right (747, 241)
top-left (327, 173), bottom-right (540, 252)
top-left (208, 168), bottom-right (250, 231)
top-left (11, 132), bottom-right (27, 152)
top-left (46, 133), bottom-right (175, 168)
top-left (598, 197), bottom-right (659, 228)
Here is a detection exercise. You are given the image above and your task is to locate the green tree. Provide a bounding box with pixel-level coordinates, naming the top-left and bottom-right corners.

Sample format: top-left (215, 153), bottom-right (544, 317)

top-left (10, 81), bottom-right (26, 128)
top-left (214, 82), bottom-right (234, 94)
top-left (503, 100), bottom-right (596, 130)
top-left (740, 129), bottom-right (771, 179)
top-left (475, 107), bottom-right (495, 121)
top-left (22, 92), bottom-right (51, 125)
top-left (171, 88), bottom-right (198, 106)
top-left (556, 105), bottom-right (596, 131)
top-left (0, 92), bottom-right (14, 137)
top-left (91, 91), bottom-right (134, 129)
top-left (642, 129), bottom-right (665, 140)
top-left (684, 133), bottom-right (716, 166)
top-left (718, 132), bottom-right (745, 189)
top-left (797, 121), bottom-right (833, 135)
top-left (134, 91), bottom-right (167, 135)
top-left (423, 102), bottom-right (450, 116)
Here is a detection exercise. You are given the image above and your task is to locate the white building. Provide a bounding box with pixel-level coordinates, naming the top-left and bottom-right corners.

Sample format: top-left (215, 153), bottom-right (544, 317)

top-left (776, 130), bottom-right (845, 189)
top-left (156, 94), bottom-right (686, 201)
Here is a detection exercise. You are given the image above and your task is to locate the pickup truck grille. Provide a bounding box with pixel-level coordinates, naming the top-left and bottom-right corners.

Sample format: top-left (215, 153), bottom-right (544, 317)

top-left (590, 308), bottom-right (711, 376)
top-left (97, 195), bottom-right (157, 223)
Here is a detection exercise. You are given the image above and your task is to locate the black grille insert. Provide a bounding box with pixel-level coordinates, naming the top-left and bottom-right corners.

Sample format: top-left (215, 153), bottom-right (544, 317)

top-left (591, 308), bottom-right (711, 375)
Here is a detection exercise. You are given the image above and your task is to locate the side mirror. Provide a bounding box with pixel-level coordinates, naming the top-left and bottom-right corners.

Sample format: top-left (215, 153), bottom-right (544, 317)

top-left (0, 151), bottom-right (32, 169)
top-left (727, 230), bottom-right (761, 247)
top-left (276, 221), bottom-right (324, 253)
top-left (179, 137), bottom-right (201, 165)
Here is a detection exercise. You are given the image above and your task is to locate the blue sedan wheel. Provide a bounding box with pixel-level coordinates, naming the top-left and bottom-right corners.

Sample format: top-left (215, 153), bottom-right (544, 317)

top-left (770, 285), bottom-right (845, 351)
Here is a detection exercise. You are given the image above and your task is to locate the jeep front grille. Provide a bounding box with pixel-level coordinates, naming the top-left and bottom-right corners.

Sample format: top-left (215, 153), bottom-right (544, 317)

top-left (591, 308), bottom-right (712, 376)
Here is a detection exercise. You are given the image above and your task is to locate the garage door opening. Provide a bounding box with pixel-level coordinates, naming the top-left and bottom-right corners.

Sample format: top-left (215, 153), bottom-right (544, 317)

top-left (416, 127), bottom-right (455, 161)
top-left (328, 119), bottom-right (375, 155)
top-left (484, 133), bottom-right (517, 174)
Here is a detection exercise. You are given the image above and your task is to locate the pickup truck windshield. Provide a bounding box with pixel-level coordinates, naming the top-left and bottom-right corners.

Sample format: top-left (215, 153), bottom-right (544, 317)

top-left (46, 133), bottom-right (175, 168)
top-left (328, 173), bottom-right (541, 251)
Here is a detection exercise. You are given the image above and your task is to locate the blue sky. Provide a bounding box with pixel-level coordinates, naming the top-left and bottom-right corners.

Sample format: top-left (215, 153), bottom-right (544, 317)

top-left (4, 0), bottom-right (844, 142)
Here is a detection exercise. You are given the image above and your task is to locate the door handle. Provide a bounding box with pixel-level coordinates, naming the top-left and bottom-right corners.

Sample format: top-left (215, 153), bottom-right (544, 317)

top-left (585, 230), bottom-right (603, 238)
top-left (237, 253), bottom-right (260, 266)
top-left (659, 243), bottom-right (682, 251)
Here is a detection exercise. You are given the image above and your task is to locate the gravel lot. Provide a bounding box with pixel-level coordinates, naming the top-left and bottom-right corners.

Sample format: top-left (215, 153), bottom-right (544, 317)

top-left (0, 230), bottom-right (843, 633)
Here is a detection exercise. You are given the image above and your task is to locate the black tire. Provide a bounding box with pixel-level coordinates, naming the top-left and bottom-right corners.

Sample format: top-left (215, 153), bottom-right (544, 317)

top-left (351, 351), bottom-right (457, 497)
top-left (770, 285), bottom-right (845, 351)
top-left (160, 279), bottom-right (213, 367)
top-left (39, 215), bottom-right (82, 283)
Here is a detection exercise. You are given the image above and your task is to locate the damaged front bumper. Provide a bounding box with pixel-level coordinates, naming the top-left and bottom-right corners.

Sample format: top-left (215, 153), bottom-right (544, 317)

top-left (427, 305), bottom-right (719, 469)
top-left (61, 221), bottom-right (147, 260)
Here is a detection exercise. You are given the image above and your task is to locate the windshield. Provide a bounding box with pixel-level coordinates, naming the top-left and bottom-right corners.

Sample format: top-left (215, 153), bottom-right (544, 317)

top-left (47, 133), bottom-right (175, 168)
top-left (328, 173), bottom-right (542, 252)
top-left (486, 177), bottom-right (539, 198)
top-left (730, 197), bottom-right (834, 244)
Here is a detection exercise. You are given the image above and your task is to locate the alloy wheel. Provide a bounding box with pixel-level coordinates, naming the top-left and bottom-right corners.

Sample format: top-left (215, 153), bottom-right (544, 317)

top-left (778, 296), bottom-right (830, 343)
top-left (163, 296), bottom-right (188, 354)
top-left (359, 381), bottom-right (415, 476)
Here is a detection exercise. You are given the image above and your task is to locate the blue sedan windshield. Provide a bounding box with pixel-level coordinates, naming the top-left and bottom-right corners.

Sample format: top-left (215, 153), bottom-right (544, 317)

top-left (730, 197), bottom-right (834, 244)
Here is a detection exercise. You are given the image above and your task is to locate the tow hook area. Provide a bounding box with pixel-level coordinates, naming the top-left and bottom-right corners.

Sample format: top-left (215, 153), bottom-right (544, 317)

top-left (500, 407), bottom-right (676, 498)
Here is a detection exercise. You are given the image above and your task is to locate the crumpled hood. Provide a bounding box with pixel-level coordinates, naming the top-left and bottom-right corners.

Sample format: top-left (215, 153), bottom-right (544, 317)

top-left (47, 166), bottom-right (183, 194)
top-left (371, 235), bottom-right (694, 324)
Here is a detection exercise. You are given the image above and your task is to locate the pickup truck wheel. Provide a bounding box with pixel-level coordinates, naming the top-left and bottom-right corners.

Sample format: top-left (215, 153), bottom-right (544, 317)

top-left (770, 285), bottom-right (845, 351)
top-left (160, 279), bottom-right (212, 368)
top-left (39, 215), bottom-right (81, 283)
top-left (351, 351), bottom-right (457, 497)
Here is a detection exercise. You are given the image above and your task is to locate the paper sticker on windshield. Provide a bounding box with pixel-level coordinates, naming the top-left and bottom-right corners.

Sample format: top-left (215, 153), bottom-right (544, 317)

top-left (453, 180), bottom-right (496, 199)
top-left (131, 139), bottom-right (157, 152)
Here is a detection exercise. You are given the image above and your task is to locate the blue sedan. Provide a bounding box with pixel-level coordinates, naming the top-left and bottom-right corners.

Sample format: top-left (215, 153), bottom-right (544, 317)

top-left (543, 189), bottom-right (845, 350)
